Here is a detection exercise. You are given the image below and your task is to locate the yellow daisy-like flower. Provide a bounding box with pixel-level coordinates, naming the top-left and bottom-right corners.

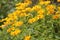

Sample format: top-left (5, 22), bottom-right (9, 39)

top-left (39, 1), bottom-right (51, 5)
top-left (44, 1), bottom-right (51, 5)
top-left (37, 9), bottom-right (45, 15)
top-left (37, 15), bottom-right (44, 19)
top-left (46, 5), bottom-right (56, 10)
top-left (20, 13), bottom-right (27, 17)
top-left (28, 18), bottom-right (36, 24)
top-left (16, 3), bottom-right (29, 10)
top-left (32, 5), bottom-right (41, 11)
top-left (14, 29), bottom-right (21, 35)
top-left (25, 7), bottom-right (32, 12)
top-left (52, 15), bottom-right (60, 19)
top-left (46, 5), bottom-right (56, 14)
top-left (10, 29), bottom-right (21, 36)
top-left (24, 36), bottom-right (31, 40)
top-left (7, 27), bottom-right (15, 33)
top-left (14, 21), bottom-right (23, 27)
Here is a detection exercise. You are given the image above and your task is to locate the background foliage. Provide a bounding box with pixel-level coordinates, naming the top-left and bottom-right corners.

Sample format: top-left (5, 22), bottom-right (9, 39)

top-left (0, 0), bottom-right (22, 19)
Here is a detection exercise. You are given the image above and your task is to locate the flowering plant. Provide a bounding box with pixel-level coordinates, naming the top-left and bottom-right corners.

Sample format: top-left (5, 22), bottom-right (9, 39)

top-left (0, 0), bottom-right (60, 40)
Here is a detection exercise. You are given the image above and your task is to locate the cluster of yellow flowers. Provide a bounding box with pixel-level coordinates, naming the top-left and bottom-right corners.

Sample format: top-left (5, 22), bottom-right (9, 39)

top-left (5, 0), bottom-right (32, 37)
top-left (0, 0), bottom-right (60, 40)
top-left (12, 21), bottom-right (23, 27)
top-left (28, 5), bottom-right (44, 23)
top-left (7, 27), bottom-right (21, 36)
top-left (16, 0), bottom-right (32, 10)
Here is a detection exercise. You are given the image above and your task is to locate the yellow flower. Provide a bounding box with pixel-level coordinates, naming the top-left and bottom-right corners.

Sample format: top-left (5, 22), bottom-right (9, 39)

top-left (4, 17), bottom-right (17, 25)
top-left (8, 14), bottom-right (17, 21)
top-left (10, 29), bottom-right (21, 36)
top-left (16, 3), bottom-right (26, 10)
top-left (16, 3), bottom-right (30, 10)
top-left (4, 21), bottom-right (11, 25)
top-left (14, 29), bottom-right (21, 35)
top-left (46, 5), bottom-right (56, 10)
top-left (37, 15), bottom-right (44, 19)
top-left (24, 36), bottom-right (31, 40)
top-left (37, 9), bottom-right (45, 15)
top-left (20, 13), bottom-right (27, 17)
top-left (28, 18), bottom-right (36, 24)
top-left (21, 10), bottom-right (26, 13)
top-left (39, 1), bottom-right (50, 5)
top-left (46, 5), bottom-right (55, 14)
top-left (25, 7), bottom-right (32, 12)
top-left (47, 9), bottom-right (55, 15)
top-left (52, 15), bottom-right (60, 19)
top-left (8, 13), bottom-right (13, 17)
top-left (13, 10), bottom-right (21, 16)
top-left (32, 5), bottom-right (41, 11)
top-left (44, 1), bottom-right (51, 5)
top-left (14, 21), bottom-right (23, 27)
top-left (7, 27), bottom-right (15, 33)
top-left (11, 27), bottom-right (15, 30)
top-left (34, 16), bottom-right (39, 20)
